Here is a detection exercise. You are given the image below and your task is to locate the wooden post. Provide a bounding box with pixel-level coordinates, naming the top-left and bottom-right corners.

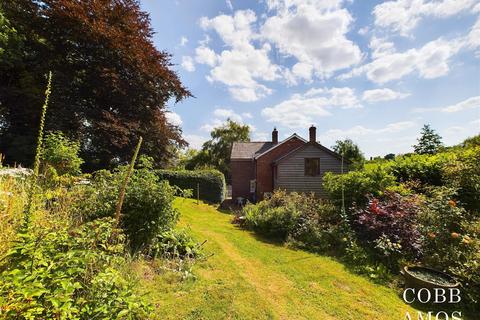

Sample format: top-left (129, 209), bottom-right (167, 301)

top-left (197, 182), bottom-right (199, 205)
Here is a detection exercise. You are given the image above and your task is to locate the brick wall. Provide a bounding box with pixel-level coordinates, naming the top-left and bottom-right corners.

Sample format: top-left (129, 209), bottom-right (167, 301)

top-left (230, 159), bottom-right (255, 201)
top-left (255, 137), bottom-right (304, 200)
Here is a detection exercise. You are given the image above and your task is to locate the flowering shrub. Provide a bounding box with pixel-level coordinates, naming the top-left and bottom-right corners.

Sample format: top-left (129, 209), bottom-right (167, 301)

top-left (417, 187), bottom-right (480, 307)
top-left (353, 192), bottom-right (423, 263)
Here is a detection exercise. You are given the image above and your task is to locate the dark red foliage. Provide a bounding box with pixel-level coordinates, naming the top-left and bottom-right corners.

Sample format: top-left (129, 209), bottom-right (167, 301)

top-left (0, 0), bottom-right (191, 170)
top-left (353, 192), bottom-right (423, 258)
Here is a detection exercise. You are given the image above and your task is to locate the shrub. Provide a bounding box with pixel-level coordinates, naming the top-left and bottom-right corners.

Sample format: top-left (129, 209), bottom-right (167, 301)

top-left (243, 191), bottom-right (347, 252)
top-left (323, 165), bottom-right (396, 210)
top-left (243, 194), bottom-right (300, 239)
top-left (76, 162), bottom-right (179, 252)
top-left (353, 192), bottom-right (423, 265)
top-left (389, 153), bottom-right (446, 188)
top-left (0, 218), bottom-right (151, 319)
top-left (41, 131), bottom-right (83, 176)
top-left (442, 146), bottom-right (480, 212)
top-left (156, 169), bottom-right (225, 203)
top-left (417, 187), bottom-right (480, 307)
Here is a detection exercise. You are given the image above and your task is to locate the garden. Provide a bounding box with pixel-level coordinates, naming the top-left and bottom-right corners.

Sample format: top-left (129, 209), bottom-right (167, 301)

top-left (239, 137), bottom-right (480, 316)
top-left (0, 128), bottom-right (212, 318)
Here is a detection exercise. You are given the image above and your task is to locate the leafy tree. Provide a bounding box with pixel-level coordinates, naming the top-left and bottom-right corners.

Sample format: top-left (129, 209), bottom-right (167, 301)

top-left (384, 153), bottom-right (395, 160)
top-left (0, 0), bottom-right (190, 170)
top-left (187, 119), bottom-right (250, 180)
top-left (332, 139), bottom-right (365, 167)
top-left (413, 124), bottom-right (443, 155)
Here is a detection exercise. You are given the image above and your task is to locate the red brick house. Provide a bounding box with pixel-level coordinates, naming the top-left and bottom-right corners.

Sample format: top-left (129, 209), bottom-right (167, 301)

top-left (230, 126), bottom-right (347, 202)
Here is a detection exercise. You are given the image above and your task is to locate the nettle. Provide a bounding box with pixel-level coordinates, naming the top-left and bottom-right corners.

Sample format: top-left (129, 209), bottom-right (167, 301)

top-left (0, 218), bottom-right (151, 319)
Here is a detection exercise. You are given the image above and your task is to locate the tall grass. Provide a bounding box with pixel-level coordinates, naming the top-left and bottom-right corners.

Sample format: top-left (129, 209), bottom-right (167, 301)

top-left (0, 176), bottom-right (28, 256)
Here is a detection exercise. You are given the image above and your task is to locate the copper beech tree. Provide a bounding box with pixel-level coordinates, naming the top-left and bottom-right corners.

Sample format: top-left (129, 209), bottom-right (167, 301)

top-left (0, 0), bottom-right (191, 170)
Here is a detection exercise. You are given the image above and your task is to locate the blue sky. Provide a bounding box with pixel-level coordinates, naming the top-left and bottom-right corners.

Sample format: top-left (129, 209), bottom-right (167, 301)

top-left (140, 0), bottom-right (480, 157)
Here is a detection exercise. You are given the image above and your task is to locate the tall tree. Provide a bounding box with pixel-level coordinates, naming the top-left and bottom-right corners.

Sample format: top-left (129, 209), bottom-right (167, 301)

top-left (332, 139), bottom-right (364, 167)
top-left (186, 119), bottom-right (250, 180)
top-left (0, 0), bottom-right (191, 170)
top-left (413, 124), bottom-right (443, 155)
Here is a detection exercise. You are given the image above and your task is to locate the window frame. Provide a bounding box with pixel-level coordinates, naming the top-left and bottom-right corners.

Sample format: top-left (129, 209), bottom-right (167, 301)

top-left (304, 157), bottom-right (320, 176)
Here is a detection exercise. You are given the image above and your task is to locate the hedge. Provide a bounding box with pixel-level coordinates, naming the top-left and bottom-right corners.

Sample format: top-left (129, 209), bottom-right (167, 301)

top-left (156, 169), bottom-right (226, 203)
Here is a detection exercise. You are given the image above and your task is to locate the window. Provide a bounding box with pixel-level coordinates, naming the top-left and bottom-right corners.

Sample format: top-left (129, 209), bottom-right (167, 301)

top-left (304, 158), bottom-right (320, 176)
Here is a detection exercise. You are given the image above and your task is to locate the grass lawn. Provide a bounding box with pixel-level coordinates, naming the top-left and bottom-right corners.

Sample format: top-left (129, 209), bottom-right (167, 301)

top-left (136, 198), bottom-right (420, 319)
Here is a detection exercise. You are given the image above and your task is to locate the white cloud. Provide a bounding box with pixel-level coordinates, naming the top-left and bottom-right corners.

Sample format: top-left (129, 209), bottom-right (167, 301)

top-left (442, 96), bottom-right (480, 113)
top-left (184, 134), bottom-right (207, 150)
top-left (165, 112), bottom-right (183, 126)
top-left (320, 121), bottom-right (416, 140)
top-left (252, 131), bottom-right (269, 141)
top-left (262, 1), bottom-right (361, 81)
top-left (373, 0), bottom-right (477, 36)
top-left (466, 16), bottom-right (480, 49)
top-left (261, 87), bottom-right (361, 128)
top-left (412, 95), bottom-right (480, 113)
top-left (362, 88), bottom-right (410, 103)
top-left (201, 108), bottom-right (255, 132)
top-left (358, 26), bottom-right (369, 36)
top-left (195, 46), bottom-right (217, 66)
top-left (180, 36), bottom-right (188, 46)
top-left (226, 0), bottom-right (233, 10)
top-left (181, 56), bottom-right (195, 72)
top-left (339, 37), bottom-right (462, 83)
top-left (369, 36), bottom-right (395, 59)
top-left (213, 108), bottom-right (243, 122)
top-left (200, 10), bottom-right (280, 101)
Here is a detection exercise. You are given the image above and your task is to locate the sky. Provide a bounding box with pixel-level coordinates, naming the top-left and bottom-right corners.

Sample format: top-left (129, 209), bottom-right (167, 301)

top-left (140, 0), bottom-right (480, 157)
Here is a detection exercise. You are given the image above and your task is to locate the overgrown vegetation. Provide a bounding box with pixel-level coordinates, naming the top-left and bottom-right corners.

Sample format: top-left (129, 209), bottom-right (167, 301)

top-left (0, 118), bottom-right (202, 318)
top-left (240, 134), bottom-right (480, 314)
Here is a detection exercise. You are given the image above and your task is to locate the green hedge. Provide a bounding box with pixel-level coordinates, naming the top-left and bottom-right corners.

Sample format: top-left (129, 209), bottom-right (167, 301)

top-left (156, 169), bottom-right (226, 203)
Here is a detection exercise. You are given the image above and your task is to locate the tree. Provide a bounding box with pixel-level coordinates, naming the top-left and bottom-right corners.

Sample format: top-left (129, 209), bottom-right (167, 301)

top-left (384, 153), bottom-right (395, 160)
top-left (0, 0), bottom-right (191, 170)
top-left (332, 139), bottom-right (364, 167)
top-left (413, 124), bottom-right (443, 155)
top-left (187, 119), bottom-right (250, 181)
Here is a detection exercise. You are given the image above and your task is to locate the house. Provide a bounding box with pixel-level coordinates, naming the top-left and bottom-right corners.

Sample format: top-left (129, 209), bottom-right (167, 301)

top-left (230, 126), bottom-right (347, 202)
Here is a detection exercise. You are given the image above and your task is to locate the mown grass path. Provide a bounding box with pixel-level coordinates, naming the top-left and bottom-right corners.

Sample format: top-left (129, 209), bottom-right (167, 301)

top-left (137, 198), bottom-right (419, 319)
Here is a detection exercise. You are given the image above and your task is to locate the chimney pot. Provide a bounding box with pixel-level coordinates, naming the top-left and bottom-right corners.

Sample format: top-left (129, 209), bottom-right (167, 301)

top-left (309, 125), bottom-right (316, 143)
top-left (272, 127), bottom-right (278, 144)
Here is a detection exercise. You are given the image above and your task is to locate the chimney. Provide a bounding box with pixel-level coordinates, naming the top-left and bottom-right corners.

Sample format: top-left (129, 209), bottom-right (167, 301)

top-left (309, 125), bottom-right (316, 143)
top-left (272, 127), bottom-right (278, 144)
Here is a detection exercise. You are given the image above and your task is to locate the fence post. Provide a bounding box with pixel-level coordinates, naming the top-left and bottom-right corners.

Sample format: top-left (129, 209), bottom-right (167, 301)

top-left (197, 183), bottom-right (200, 205)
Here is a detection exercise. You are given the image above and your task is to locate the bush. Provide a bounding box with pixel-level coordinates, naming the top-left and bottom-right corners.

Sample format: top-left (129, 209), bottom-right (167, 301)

top-left (353, 192), bottom-right (423, 265)
top-left (417, 187), bottom-right (480, 307)
top-left (41, 131), bottom-right (83, 176)
top-left (243, 191), bottom-right (300, 239)
top-left (389, 153), bottom-right (446, 188)
top-left (323, 165), bottom-right (396, 210)
top-left (156, 169), bottom-right (225, 203)
top-left (442, 146), bottom-right (480, 212)
top-left (76, 162), bottom-right (179, 252)
top-left (0, 218), bottom-right (151, 319)
top-left (243, 191), bottom-right (346, 252)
